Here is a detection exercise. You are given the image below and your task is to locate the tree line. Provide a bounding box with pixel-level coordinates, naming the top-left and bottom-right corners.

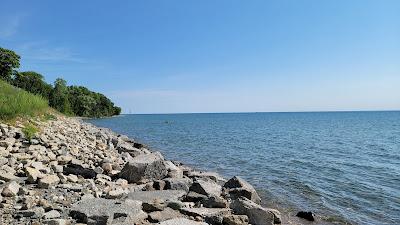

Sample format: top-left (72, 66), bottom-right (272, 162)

top-left (0, 47), bottom-right (121, 117)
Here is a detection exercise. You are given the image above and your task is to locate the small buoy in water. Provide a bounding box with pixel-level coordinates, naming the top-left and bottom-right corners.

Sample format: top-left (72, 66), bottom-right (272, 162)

top-left (296, 211), bottom-right (315, 221)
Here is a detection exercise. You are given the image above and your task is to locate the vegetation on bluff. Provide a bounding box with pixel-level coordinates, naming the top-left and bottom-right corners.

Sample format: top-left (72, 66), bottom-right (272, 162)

top-left (0, 47), bottom-right (121, 118)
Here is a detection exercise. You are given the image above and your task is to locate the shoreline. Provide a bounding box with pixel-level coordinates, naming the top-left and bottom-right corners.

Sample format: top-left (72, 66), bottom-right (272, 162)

top-left (1, 115), bottom-right (289, 225)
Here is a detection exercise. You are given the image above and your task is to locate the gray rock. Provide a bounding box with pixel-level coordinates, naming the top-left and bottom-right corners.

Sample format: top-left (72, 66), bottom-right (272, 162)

top-left (157, 218), bottom-right (208, 225)
top-left (190, 179), bottom-right (222, 197)
top-left (116, 142), bottom-right (142, 157)
top-left (180, 207), bottom-right (231, 218)
top-left (127, 190), bottom-right (186, 203)
top-left (164, 177), bottom-right (192, 192)
top-left (230, 197), bottom-right (281, 225)
top-left (43, 210), bottom-right (61, 219)
top-left (164, 161), bottom-right (183, 178)
top-left (187, 171), bottom-right (226, 185)
top-left (119, 152), bottom-right (168, 183)
top-left (44, 219), bottom-right (71, 225)
top-left (70, 198), bottom-right (147, 225)
top-left (201, 196), bottom-right (229, 208)
top-left (148, 208), bottom-right (184, 222)
top-left (1, 181), bottom-right (21, 197)
top-left (224, 176), bottom-right (261, 204)
top-left (222, 214), bottom-right (249, 225)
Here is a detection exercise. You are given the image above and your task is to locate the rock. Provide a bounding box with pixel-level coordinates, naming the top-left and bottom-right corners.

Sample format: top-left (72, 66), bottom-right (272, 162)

top-left (70, 198), bottom-right (147, 225)
top-left (2, 181), bottom-right (21, 197)
top-left (158, 218), bottom-right (208, 225)
top-left (224, 176), bottom-right (261, 204)
top-left (153, 180), bottom-right (166, 190)
top-left (222, 214), bottom-right (249, 225)
top-left (43, 210), bottom-right (61, 219)
top-left (0, 170), bottom-right (18, 182)
top-left (164, 161), bottom-right (183, 178)
top-left (25, 167), bottom-right (42, 183)
top-left (51, 164), bottom-right (63, 173)
top-left (116, 142), bottom-right (142, 157)
top-left (201, 196), bottom-right (229, 208)
top-left (119, 152), bottom-right (168, 183)
top-left (66, 174), bottom-right (79, 183)
top-left (142, 201), bottom-right (167, 212)
top-left (180, 207), bottom-right (231, 218)
top-left (106, 187), bottom-right (126, 199)
top-left (38, 175), bottom-right (60, 188)
top-left (101, 162), bottom-right (113, 173)
top-left (190, 179), bottom-right (222, 197)
top-left (185, 191), bottom-right (208, 202)
top-left (0, 137), bottom-right (15, 148)
top-left (44, 219), bottom-right (71, 225)
top-left (17, 207), bottom-right (45, 218)
top-left (63, 163), bottom-right (97, 179)
top-left (296, 211), bottom-right (315, 221)
top-left (164, 177), bottom-right (192, 192)
top-left (230, 197), bottom-right (281, 225)
top-left (188, 171), bottom-right (226, 185)
top-left (127, 190), bottom-right (186, 203)
top-left (148, 208), bottom-right (184, 222)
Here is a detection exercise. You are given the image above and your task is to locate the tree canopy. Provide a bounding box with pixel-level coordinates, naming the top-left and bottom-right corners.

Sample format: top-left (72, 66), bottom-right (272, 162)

top-left (0, 47), bottom-right (20, 82)
top-left (0, 46), bottom-right (121, 118)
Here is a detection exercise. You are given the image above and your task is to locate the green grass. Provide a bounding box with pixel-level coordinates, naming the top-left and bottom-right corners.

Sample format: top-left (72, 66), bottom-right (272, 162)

top-left (0, 80), bottom-right (49, 121)
top-left (22, 123), bottom-right (38, 140)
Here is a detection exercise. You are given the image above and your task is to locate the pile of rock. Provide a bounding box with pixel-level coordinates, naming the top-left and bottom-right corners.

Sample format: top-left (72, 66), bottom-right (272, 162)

top-left (0, 116), bottom-right (282, 225)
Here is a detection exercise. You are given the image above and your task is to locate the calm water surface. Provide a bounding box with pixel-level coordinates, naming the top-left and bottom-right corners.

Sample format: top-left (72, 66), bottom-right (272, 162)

top-left (87, 112), bottom-right (400, 225)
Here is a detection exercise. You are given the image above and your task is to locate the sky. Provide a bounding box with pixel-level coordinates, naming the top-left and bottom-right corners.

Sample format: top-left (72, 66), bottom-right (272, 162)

top-left (1, 0), bottom-right (399, 113)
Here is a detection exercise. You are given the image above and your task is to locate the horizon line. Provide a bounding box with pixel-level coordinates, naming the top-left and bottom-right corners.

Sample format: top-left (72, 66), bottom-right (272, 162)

top-left (121, 109), bottom-right (400, 115)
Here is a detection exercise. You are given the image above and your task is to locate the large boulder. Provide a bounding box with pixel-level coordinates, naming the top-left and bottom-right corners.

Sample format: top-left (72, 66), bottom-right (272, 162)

top-left (224, 176), bottom-right (261, 204)
top-left (230, 197), bottom-right (281, 225)
top-left (119, 152), bottom-right (168, 183)
top-left (190, 179), bottom-right (222, 197)
top-left (70, 198), bottom-right (147, 225)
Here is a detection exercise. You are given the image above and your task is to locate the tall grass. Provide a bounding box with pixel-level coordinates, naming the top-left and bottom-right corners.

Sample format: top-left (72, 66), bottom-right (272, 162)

top-left (0, 80), bottom-right (49, 121)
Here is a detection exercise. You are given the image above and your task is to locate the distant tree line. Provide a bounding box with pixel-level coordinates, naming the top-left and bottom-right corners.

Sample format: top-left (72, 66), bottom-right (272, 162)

top-left (0, 47), bottom-right (121, 117)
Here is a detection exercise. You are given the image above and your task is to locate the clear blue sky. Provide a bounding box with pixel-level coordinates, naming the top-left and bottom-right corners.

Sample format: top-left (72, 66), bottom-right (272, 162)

top-left (1, 0), bottom-right (399, 113)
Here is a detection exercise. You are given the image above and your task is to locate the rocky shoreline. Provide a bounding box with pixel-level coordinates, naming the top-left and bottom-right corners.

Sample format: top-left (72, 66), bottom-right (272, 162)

top-left (0, 116), bottom-right (282, 225)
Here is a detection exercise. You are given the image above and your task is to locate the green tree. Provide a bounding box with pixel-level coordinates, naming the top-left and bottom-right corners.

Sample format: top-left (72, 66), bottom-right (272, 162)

top-left (12, 71), bottom-right (53, 98)
top-left (0, 47), bottom-right (20, 82)
top-left (49, 78), bottom-right (72, 114)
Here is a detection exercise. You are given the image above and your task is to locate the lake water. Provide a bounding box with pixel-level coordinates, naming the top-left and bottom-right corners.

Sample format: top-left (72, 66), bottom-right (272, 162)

top-left (87, 111), bottom-right (400, 225)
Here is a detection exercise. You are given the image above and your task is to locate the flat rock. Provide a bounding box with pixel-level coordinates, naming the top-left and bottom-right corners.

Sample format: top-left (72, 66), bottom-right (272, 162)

top-left (157, 218), bottom-right (208, 225)
top-left (0, 170), bottom-right (18, 182)
top-left (127, 190), bottom-right (186, 203)
top-left (70, 198), bottom-right (147, 225)
top-left (119, 152), bottom-right (168, 183)
top-left (44, 219), bottom-right (71, 225)
top-left (180, 207), bottom-right (231, 218)
top-left (38, 175), bottom-right (60, 188)
top-left (190, 179), bottom-right (222, 197)
top-left (148, 208), bottom-right (184, 222)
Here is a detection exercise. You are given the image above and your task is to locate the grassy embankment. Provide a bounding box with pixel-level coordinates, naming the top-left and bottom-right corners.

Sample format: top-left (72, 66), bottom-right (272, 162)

top-left (0, 79), bottom-right (56, 138)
